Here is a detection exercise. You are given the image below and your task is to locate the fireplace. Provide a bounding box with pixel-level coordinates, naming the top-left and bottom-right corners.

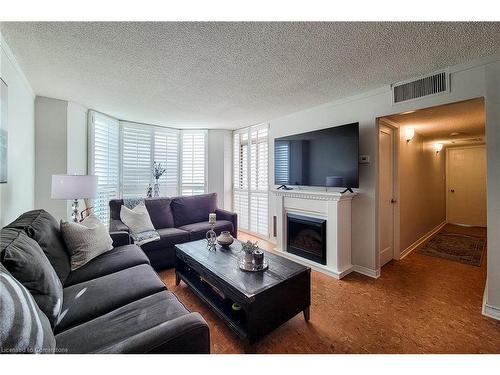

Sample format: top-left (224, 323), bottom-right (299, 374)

top-left (286, 213), bottom-right (327, 265)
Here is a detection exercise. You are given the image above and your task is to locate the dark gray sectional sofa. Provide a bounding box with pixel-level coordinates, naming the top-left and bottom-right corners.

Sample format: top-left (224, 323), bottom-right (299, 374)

top-left (0, 209), bottom-right (210, 354)
top-left (109, 193), bottom-right (238, 270)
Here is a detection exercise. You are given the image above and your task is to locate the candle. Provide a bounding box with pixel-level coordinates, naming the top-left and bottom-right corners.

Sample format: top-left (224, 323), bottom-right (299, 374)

top-left (253, 250), bottom-right (264, 266)
top-left (208, 213), bottom-right (216, 225)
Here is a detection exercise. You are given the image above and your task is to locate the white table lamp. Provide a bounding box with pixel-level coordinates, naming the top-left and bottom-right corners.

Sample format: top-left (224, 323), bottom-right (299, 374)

top-left (51, 174), bottom-right (98, 222)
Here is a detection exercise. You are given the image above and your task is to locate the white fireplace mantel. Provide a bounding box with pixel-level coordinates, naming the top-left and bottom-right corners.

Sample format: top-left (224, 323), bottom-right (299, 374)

top-left (270, 189), bottom-right (357, 279)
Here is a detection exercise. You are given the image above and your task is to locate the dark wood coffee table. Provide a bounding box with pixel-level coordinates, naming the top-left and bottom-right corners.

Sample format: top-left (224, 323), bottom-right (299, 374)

top-left (175, 239), bottom-right (311, 351)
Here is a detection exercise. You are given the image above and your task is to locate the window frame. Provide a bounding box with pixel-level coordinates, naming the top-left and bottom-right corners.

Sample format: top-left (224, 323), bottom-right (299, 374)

top-left (233, 123), bottom-right (269, 239)
top-left (89, 112), bottom-right (208, 223)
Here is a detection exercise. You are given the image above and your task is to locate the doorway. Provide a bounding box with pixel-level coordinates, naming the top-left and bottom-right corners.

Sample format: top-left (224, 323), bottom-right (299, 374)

top-left (446, 145), bottom-right (487, 226)
top-left (377, 97), bottom-right (486, 270)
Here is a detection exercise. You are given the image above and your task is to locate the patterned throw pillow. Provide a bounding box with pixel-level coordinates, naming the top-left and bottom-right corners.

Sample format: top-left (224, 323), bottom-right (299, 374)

top-left (60, 214), bottom-right (113, 271)
top-left (120, 202), bottom-right (160, 246)
top-left (0, 264), bottom-right (56, 354)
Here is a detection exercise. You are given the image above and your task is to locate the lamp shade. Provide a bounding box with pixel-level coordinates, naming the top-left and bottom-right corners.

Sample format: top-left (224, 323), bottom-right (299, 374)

top-left (51, 175), bottom-right (98, 199)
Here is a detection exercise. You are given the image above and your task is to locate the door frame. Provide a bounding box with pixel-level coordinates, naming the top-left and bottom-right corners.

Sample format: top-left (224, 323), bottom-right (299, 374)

top-left (376, 118), bottom-right (400, 270)
top-left (445, 144), bottom-right (487, 226)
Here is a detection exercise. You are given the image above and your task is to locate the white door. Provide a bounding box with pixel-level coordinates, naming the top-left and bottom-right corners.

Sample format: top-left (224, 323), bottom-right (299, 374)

top-left (379, 124), bottom-right (395, 266)
top-left (446, 146), bottom-right (487, 226)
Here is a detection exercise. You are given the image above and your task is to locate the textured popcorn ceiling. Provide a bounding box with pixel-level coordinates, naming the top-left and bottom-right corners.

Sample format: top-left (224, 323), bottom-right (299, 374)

top-left (1, 22), bottom-right (499, 129)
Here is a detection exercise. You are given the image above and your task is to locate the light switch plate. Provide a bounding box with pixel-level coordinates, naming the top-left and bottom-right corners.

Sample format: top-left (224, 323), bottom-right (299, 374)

top-left (359, 155), bottom-right (370, 164)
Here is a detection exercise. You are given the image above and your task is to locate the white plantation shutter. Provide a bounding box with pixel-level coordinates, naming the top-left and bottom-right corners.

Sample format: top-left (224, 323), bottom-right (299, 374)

top-left (181, 130), bottom-right (207, 195)
top-left (153, 129), bottom-right (180, 197)
top-left (89, 111), bottom-right (119, 225)
top-left (249, 126), bottom-right (268, 236)
top-left (233, 124), bottom-right (269, 237)
top-left (120, 123), bottom-right (153, 198)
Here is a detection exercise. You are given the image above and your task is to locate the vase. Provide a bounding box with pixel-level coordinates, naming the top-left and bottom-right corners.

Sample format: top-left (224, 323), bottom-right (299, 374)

top-left (216, 231), bottom-right (234, 248)
top-left (153, 179), bottom-right (160, 197)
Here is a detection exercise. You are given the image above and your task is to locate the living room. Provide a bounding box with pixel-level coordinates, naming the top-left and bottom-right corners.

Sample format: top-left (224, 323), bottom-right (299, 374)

top-left (1, 0), bottom-right (500, 372)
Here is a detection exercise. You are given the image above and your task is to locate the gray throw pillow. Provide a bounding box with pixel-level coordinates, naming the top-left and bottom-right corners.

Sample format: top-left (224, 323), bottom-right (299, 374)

top-left (60, 214), bottom-right (113, 271)
top-left (0, 264), bottom-right (56, 354)
top-left (1, 228), bottom-right (63, 328)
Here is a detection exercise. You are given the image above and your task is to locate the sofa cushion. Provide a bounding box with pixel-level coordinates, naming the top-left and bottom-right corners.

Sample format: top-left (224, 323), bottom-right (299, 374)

top-left (5, 210), bottom-right (71, 283)
top-left (0, 264), bottom-right (56, 354)
top-left (171, 193), bottom-right (217, 227)
top-left (60, 214), bottom-right (114, 271)
top-left (145, 198), bottom-right (175, 229)
top-left (141, 228), bottom-right (190, 252)
top-left (179, 220), bottom-right (234, 241)
top-left (55, 291), bottom-right (209, 353)
top-left (1, 228), bottom-right (63, 328)
top-left (64, 244), bottom-right (150, 287)
top-left (55, 264), bottom-right (166, 333)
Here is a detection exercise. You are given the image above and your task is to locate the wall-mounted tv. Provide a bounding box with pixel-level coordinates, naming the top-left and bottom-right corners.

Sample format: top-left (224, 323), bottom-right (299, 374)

top-left (274, 122), bottom-right (359, 188)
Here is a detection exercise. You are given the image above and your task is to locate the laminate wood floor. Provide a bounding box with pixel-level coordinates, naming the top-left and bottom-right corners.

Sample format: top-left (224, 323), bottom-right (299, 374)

top-left (158, 225), bottom-right (500, 353)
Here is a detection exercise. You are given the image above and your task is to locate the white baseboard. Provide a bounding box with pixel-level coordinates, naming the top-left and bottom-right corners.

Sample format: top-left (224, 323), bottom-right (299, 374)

top-left (483, 287), bottom-right (500, 321)
top-left (399, 221), bottom-right (447, 260)
top-left (268, 247), bottom-right (353, 279)
top-left (353, 265), bottom-right (380, 279)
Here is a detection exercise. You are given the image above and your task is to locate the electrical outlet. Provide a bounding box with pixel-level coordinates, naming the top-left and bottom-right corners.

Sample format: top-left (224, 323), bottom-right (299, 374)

top-left (359, 155), bottom-right (370, 164)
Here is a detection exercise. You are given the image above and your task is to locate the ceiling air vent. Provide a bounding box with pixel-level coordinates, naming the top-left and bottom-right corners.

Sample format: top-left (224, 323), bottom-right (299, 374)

top-left (392, 70), bottom-right (449, 104)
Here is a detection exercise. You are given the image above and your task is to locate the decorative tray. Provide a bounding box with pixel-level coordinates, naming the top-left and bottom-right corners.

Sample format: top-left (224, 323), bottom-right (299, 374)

top-left (238, 258), bottom-right (269, 272)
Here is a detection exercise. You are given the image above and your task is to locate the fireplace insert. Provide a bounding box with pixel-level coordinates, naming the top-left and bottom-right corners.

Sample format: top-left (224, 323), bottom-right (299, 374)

top-left (286, 213), bottom-right (326, 265)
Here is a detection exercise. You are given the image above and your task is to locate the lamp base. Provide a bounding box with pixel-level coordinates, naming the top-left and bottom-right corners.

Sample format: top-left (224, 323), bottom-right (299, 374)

top-left (71, 199), bottom-right (79, 223)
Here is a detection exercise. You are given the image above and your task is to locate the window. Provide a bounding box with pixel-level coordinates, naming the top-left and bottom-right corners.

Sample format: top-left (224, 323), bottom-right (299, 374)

top-left (181, 130), bottom-right (207, 195)
top-left (120, 122), bottom-right (181, 198)
top-left (120, 123), bottom-right (153, 198)
top-left (88, 111), bottom-right (119, 225)
top-left (154, 129), bottom-right (180, 197)
top-left (233, 124), bottom-right (269, 237)
top-left (90, 113), bottom-right (207, 223)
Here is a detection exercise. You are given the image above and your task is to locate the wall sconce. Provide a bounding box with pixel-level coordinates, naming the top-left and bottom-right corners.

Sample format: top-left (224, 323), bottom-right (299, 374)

top-left (405, 127), bottom-right (415, 143)
top-left (434, 143), bottom-right (443, 153)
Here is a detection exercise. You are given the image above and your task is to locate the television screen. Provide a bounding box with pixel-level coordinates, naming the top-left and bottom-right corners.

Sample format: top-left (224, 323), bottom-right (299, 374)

top-left (274, 123), bottom-right (359, 188)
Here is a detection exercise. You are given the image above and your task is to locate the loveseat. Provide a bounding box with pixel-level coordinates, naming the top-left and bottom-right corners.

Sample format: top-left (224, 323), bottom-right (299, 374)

top-left (0, 209), bottom-right (210, 354)
top-left (109, 193), bottom-right (238, 270)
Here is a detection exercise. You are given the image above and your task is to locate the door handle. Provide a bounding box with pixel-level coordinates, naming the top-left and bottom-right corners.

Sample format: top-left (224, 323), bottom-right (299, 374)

top-left (390, 198), bottom-right (397, 204)
top-left (450, 189), bottom-right (455, 193)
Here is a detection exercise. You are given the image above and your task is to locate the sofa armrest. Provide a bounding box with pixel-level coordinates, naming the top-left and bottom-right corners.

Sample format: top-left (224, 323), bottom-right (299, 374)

top-left (97, 312), bottom-right (210, 354)
top-left (109, 231), bottom-right (131, 247)
top-left (215, 208), bottom-right (238, 238)
top-left (110, 219), bottom-right (129, 232)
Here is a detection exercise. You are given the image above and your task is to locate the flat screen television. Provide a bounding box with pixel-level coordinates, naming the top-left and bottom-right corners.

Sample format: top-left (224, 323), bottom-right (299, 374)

top-left (274, 122), bottom-right (359, 188)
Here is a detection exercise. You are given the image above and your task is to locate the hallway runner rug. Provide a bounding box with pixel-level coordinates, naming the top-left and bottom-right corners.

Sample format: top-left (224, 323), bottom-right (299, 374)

top-left (418, 233), bottom-right (485, 266)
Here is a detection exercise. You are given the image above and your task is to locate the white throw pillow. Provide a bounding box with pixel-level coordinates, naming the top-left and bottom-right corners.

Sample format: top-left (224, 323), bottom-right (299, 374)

top-left (120, 202), bottom-right (155, 234)
top-left (60, 214), bottom-right (114, 271)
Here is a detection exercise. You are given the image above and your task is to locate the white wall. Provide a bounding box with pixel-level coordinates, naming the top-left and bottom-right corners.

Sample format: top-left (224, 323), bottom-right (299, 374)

top-left (0, 36), bottom-right (35, 226)
top-left (485, 60), bottom-right (500, 316)
top-left (34, 97), bottom-right (89, 221)
top-left (66, 101), bottom-right (88, 217)
top-left (398, 130), bottom-right (446, 252)
top-left (268, 56), bottom-right (496, 276)
top-left (34, 96), bottom-right (68, 220)
top-left (207, 129), bottom-right (232, 209)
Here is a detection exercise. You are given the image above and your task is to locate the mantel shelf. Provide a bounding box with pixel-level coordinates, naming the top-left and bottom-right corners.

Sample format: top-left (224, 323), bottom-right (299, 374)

top-left (270, 189), bottom-right (357, 201)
